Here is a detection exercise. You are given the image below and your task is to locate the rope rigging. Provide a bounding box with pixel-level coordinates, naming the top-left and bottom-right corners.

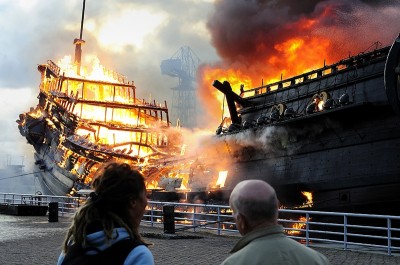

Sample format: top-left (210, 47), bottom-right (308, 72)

top-left (0, 170), bottom-right (44, 181)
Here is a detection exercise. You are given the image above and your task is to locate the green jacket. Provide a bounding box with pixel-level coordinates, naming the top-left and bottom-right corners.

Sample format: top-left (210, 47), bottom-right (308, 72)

top-left (220, 225), bottom-right (329, 265)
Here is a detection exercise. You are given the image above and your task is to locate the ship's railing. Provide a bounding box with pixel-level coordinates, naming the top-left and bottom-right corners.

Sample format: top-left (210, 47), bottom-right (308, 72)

top-left (1, 193), bottom-right (400, 256)
top-left (242, 45), bottom-right (390, 98)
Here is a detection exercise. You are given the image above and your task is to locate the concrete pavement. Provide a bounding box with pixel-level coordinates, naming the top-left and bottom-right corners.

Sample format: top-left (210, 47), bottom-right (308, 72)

top-left (0, 215), bottom-right (399, 265)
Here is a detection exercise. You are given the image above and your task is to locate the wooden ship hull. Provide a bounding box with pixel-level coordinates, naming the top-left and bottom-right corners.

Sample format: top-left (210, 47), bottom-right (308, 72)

top-left (16, 59), bottom-right (184, 196)
top-left (210, 35), bottom-right (400, 214)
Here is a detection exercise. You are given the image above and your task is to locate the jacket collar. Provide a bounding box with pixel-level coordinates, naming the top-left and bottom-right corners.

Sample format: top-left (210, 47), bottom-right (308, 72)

top-left (230, 225), bottom-right (284, 253)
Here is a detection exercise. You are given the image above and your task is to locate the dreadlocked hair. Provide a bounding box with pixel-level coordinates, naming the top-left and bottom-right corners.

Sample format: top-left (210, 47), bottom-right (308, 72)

top-left (63, 161), bottom-right (146, 253)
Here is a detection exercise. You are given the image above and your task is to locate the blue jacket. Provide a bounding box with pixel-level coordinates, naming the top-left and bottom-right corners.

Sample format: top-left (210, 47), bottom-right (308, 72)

top-left (57, 228), bottom-right (154, 265)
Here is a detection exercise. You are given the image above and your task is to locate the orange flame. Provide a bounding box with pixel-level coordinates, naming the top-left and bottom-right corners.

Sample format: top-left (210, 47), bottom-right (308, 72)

top-left (46, 56), bottom-right (157, 158)
top-left (200, 33), bottom-right (332, 123)
top-left (301, 191), bottom-right (313, 207)
top-left (58, 55), bottom-right (124, 83)
top-left (200, 66), bottom-right (253, 120)
top-left (216, 170), bottom-right (228, 188)
top-left (287, 216), bottom-right (309, 235)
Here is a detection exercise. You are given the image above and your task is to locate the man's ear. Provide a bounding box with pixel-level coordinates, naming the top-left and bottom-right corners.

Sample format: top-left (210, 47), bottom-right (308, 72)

top-left (237, 213), bottom-right (248, 233)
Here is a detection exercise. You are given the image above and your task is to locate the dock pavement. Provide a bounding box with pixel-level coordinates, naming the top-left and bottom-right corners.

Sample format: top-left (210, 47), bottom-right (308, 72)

top-left (0, 215), bottom-right (400, 265)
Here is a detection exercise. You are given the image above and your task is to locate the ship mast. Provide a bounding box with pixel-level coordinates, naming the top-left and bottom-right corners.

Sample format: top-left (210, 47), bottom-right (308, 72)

top-left (73, 0), bottom-right (86, 75)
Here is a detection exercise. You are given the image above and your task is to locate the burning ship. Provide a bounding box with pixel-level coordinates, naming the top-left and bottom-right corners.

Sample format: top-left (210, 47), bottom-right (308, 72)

top-left (208, 35), bottom-right (400, 214)
top-left (14, 1), bottom-right (400, 214)
top-left (16, 56), bottom-right (187, 196)
top-left (16, 3), bottom-right (186, 197)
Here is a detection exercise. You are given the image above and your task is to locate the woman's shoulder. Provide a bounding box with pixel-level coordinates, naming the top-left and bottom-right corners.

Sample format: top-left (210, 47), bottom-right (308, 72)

top-left (124, 245), bottom-right (154, 265)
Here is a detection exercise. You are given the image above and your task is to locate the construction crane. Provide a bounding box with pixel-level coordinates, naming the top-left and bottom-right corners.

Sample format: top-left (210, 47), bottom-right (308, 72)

top-left (160, 46), bottom-right (200, 128)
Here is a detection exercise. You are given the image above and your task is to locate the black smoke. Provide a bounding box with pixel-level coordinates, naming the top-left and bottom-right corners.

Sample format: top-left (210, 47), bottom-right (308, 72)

top-left (207, 0), bottom-right (400, 67)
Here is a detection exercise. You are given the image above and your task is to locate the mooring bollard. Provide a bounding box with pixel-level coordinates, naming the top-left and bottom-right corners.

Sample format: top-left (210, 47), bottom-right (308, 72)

top-left (48, 202), bottom-right (59, 222)
top-left (162, 205), bottom-right (175, 234)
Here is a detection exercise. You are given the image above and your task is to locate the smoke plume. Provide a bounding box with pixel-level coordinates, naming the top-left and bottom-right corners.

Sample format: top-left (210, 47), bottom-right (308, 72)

top-left (198, 0), bottom-right (400, 127)
top-left (208, 0), bottom-right (399, 68)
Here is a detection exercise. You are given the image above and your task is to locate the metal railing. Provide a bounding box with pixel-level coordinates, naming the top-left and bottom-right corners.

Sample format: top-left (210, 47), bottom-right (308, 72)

top-left (0, 192), bottom-right (84, 216)
top-left (143, 201), bottom-right (234, 234)
top-left (278, 208), bottom-right (400, 256)
top-left (1, 192), bottom-right (400, 256)
top-left (144, 202), bottom-right (400, 256)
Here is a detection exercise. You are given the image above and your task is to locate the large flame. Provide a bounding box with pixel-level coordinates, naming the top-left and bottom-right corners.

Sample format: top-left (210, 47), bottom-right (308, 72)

top-left (50, 55), bottom-right (157, 157)
top-left (58, 55), bottom-right (125, 83)
top-left (200, 66), bottom-right (253, 121)
top-left (199, 34), bottom-right (332, 123)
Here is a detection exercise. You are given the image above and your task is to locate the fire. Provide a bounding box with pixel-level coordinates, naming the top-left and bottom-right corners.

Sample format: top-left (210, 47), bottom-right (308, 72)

top-left (27, 107), bottom-right (44, 119)
top-left (200, 66), bottom-right (253, 119)
top-left (286, 216), bottom-right (309, 236)
top-left (42, 55), bottom-right (163, 159)
top-left (216, 170), bottom-right (228, 188)
top-left (199, 3), bottom-right (344, 125)
top-left (317, 99), bottom-right (325, 111)
top-left (269, 36), bottom-right (330, 78)
top-left (57, 55), bottom-right (124, 83)
top-left (200, 35), bottom-right (332, 122)
top-left (301, 191), bottom-right (313, 207)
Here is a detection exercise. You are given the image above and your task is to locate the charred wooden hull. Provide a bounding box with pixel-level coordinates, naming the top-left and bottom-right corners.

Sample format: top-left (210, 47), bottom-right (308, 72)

top-left (212, 35), bottom-right (400, 214)
top-left (17, 58), bottom-right (182, 197)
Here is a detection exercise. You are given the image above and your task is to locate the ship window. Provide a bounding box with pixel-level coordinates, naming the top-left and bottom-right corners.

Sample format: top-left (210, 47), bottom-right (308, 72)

top-left (270, 84), bottom-right (279, 91)
top-left (295, 77), bottom-right (303, 84)
top-left (323, 68), bottom-right (332, 75)
top-left (282, 81), bottom-right (291, 88)
top-left (309, 72), bottom-right (318, 79)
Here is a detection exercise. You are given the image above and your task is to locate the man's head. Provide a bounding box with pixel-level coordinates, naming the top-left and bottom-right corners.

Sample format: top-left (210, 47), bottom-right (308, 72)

top-left (229, 179), bottom-right (279, 235)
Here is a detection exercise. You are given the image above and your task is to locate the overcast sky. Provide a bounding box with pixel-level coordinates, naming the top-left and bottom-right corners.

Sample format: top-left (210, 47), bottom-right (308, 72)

top-left (0, 0), bottom-right (399, 187)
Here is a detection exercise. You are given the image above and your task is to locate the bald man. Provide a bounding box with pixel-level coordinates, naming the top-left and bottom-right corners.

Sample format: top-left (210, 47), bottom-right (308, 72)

top-left (220, 180), bottom-right (329, 265)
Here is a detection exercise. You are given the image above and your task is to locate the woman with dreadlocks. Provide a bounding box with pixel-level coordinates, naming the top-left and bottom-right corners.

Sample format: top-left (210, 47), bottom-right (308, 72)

top-left (57, 161), bottom-right (154, 265)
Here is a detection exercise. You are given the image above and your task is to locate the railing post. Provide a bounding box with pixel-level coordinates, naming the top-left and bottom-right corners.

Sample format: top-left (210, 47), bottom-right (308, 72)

top-left (217, 207), bottom-right (221, 236)
top-left (306, 212), bottom-right (310, 247)
top-left (61, 200), bottom-right (65, 217)
top-left (193, 205), bottom-right (197, 232)
top-left (387, 218), bottom-right (392, 256)
top-left (150, 203), bottom-right (154, 227)
top-left (344, 215), bottom-right (348, 250)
